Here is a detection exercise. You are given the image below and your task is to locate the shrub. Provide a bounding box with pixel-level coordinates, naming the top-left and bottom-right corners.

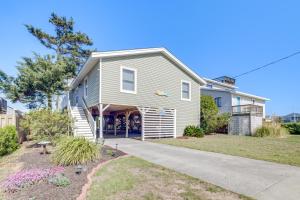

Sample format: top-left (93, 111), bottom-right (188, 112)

top-left (48, 173), bottom-right (70, 187)
top-left (0, 126), bottom-right (19, 156)
top-left (200, 96), bottom-right (231, 134)
top-left (254, 124), bottom-right (289, 138)
top-left (184, 125), bottom-right (204, 138)
top-left (52, 137), bottom-right (100, 166)
top-left (254, 126), bottom-right (270, 137)
top-left (2, 167), bottom-right (64, 192)
top-left (20, 109), bottom-right (72, 143)
top-left (282, 123), bottom-right (300, 135)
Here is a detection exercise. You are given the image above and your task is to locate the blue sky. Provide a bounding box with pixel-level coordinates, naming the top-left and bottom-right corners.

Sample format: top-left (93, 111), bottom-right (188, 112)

top-left (0, 0), bottom-right (299, 115)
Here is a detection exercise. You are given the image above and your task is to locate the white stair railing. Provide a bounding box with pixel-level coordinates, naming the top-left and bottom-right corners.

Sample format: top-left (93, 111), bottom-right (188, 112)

top-left (67, 97), bottom-right (75, 136)
top-left (81, 97), bottom-right (96, 140)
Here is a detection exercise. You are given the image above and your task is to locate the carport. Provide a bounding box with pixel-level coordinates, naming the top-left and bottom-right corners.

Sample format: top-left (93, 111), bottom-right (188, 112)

top-left (95, 104), bottom-right (176, 140)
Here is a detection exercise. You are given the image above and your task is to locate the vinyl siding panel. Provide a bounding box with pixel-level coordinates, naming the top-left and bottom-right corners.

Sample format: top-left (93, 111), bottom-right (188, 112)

top-left (72, 62), bottom-right (100, 107)
top-left (201, 89), bottom-right (232, 113)
top-left (101, 53), bottom-right (200, 136)
top-left (85, 62), bottom-right (100, 107)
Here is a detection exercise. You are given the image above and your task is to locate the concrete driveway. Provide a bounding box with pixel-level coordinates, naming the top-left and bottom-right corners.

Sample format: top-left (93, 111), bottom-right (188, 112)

top-left (105, 138), bottom-right (300, 200)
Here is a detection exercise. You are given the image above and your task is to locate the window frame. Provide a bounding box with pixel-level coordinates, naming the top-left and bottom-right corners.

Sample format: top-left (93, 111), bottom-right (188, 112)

top-left (181, 80), bottom-right (191, 101)
top-left (214, 97), bottom-right (222, 107)
top-left (84, 77), bottom-right (88, 98)
top-left (120, 66), bottom-right (137, 94)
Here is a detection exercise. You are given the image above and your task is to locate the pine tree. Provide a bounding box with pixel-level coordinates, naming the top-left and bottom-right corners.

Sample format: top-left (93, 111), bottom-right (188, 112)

top-left (5, 54), bottom-right (67, 109)
top-left (1, 13), bottom-right (95, 109)
top-left (25, 12), bottom-right (94, 74)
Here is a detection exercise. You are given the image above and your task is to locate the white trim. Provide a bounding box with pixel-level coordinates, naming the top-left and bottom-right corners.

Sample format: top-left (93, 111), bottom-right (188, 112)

top-left (120, 66), bottom-right (137, 94)
top-left (84, 76), bottom-right (88, 98)
top-left (102, 104), bottom-right (110, 112)
top-left (70, 47), bottom-right (206, 89)
top-left (174, 109), bottom-right (177, 138)
top-left (98, 104), bottom-right (103, 138)
top-left (201, 87), bottom-right (270, 101)
top-left (234, 91), bottom-right (270, 101)
top-left (181, 80), bottom-right (191, 101)
top-left (99, 58), bottom-right (102, 103)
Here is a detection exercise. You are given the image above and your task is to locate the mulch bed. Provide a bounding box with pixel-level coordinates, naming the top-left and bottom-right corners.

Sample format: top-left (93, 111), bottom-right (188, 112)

top-left (3, 143), bottom-right (126, 200)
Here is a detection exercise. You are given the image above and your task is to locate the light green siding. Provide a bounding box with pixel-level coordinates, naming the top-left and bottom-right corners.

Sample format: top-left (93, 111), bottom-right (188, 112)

top-left (73, 62), bottom-right (100, 107)
top-left (101, 53), bottom-right (201, 136)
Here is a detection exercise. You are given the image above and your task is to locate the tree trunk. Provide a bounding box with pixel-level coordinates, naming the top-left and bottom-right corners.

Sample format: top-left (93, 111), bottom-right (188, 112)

top-left (47, 94), bottom-right (52, 109)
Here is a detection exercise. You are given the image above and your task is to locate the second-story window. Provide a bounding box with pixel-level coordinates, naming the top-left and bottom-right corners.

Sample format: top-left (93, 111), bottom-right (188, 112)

top-left (120, 66), bottom-right (137, 94)
top-left (181, 80), bottom-right (191, 101)
top-left (214, 97), bottom-right (222, 107)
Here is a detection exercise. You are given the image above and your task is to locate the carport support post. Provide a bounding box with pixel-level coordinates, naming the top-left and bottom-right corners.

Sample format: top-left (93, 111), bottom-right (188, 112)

top-left (114, 115), bottom-right (117, 136)
top-left (98, 104), bottom-right (103, 139)
top-left (137, 107), bottom-right (145, 141)
top-left (125, 111), bottom-right (129, 138)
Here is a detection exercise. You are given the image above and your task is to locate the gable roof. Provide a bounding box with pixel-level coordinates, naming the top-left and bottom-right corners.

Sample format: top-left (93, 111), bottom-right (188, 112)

top-left (71, 48), bottom-right (207, 89)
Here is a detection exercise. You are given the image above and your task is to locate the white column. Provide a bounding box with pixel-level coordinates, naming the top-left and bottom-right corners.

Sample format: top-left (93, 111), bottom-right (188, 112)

top-left (99, 104), bottom-right (103, 139)
top-left (141, 111), bottom-right (145, 141)
top-left (173, 109), bottom-right (177, 138)
top-left (125, 111), bottom-right (129, 138)
top-left (114, 115), bottom-right (117, 136)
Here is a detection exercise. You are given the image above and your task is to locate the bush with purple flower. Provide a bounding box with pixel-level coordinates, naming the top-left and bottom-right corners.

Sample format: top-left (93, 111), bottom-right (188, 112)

top-left (2, 166), bottom-right (64, 192)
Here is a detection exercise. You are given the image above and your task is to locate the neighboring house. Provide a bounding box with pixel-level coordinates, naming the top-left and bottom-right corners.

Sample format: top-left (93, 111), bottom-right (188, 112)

top-left (281, 113), bottom-right (300, 123)
top-left (0, 97), bottom-right (23, 131)
top-left (201, 76), bottom-right (270, 135)
top-left (0, 97), bottom-right (7, 114)
top-left (62, 48), bottom-right (206, 141)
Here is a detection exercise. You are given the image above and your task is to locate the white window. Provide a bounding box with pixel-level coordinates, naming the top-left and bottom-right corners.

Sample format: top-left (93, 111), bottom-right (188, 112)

top-left (84, 77), bottom-right (88, 98)
top-left (120, 66), bottom-right (137, 94)
top-left (181, 80), bottom-right (191, 101)
top-left (214, 97), bottom-right (222, 107)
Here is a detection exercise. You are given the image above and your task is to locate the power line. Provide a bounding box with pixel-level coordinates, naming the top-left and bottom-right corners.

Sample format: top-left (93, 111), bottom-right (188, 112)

top-left (233, 50), bottom-right (300, 79)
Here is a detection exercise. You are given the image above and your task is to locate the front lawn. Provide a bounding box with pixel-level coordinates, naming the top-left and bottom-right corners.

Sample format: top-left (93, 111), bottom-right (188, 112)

top-left (87, 156), bottom-right (251, 200)
top-left (153, 135), bottom-right (300, 167)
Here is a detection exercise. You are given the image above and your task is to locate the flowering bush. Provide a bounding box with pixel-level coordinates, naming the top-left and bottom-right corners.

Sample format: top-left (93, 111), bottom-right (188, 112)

top-left (2, 166), bottom-right (64, 192)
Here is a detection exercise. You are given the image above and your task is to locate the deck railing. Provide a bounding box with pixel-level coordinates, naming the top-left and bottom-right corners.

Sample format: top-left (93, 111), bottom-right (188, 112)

top-left (232, 104), bottom-right (263, 116)
top-left (67, 97), bottom-right (74, 136)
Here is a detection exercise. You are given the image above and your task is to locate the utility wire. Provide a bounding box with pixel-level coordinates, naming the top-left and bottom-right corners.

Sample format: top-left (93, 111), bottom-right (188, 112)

top-left (233, 50), bottom-right (300, 79)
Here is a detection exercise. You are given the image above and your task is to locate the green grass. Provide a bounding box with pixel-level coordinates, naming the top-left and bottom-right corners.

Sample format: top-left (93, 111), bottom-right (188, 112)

top-left (87, 156), bottom-right (252, 200)
top-left (153, 135), bottom-right (300, 166)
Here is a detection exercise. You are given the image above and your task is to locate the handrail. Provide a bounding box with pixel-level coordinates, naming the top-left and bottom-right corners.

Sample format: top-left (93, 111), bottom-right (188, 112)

top-left (81, 97), bottom-right (96, 139)
top-left (232, 104), bottom-right (263, 116)
top-left (67, 96), bottom-right (74, 136)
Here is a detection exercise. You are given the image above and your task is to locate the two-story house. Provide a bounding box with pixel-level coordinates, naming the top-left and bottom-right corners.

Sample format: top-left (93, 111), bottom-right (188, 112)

top-left (63, 48), bottom-right (206, 141)
top-left (201, 76), bottom-right (270, 135)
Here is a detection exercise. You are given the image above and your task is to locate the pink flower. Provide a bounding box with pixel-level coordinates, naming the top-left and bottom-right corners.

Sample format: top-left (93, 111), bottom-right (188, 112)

top-left (2, 167), bottom-right (64, 192)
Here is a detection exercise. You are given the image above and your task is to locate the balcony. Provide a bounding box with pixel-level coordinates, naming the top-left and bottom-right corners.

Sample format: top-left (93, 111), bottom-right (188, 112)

top-left (232, 104), bottom-right (263, 116)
